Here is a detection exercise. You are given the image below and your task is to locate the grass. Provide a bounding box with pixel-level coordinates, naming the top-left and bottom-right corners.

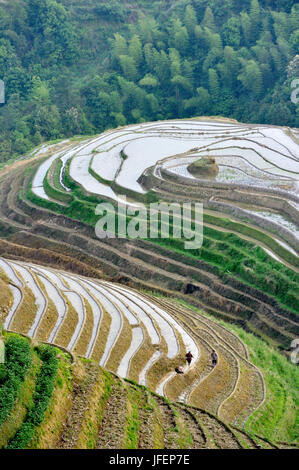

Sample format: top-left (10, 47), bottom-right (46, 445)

top-left (152, 236), bottom-right (299, 315)
top-left (151, 395), bottom-right (165, 448)
top-left (0, 277), bottom-right (13, 325)
top-left (242, 335), bottom-right (298, 444)
top-left (123, 385), bottom-right (142, 449)
top-left (73, 299), bottom-right (93, 357)
top-left (190, 349), bottom-right (232, 414)
top-left (106, 315), bottom-right (132, 372)
top-left (10, 286), bottom-right (37, 334)
top-left (34, 277), bottom-right (58, 342)
top-left (34, 298), bottom-right (58, 342)
top-left (44, 164), bottom-right (73, 205)
top-left (0, 335), bottom-right (32, 427)
top-left (5, 344), bottom-right (58, 449)
top-left (75, 365), bottom-right (108, 449)
top-left (220, 363), bottom-right (258, 426)
top-left (0, 351), bottom-right (41, 448)
top-left (28, 348), bottom-right (73, 449)
top-left (54, 299), bottom-right (79, 349)
top-left (128, 328), bottom-right (156, 383)
top-left (96, 370), bottom-right (113, 426)
top-left (172, 406), bottom-right (193, 448)
top-left (0, 331), bottom-right (283, 448)
top-left (89, 307), bottom-right (112, 364)
top-left (203, 212), bottom-right (298, 268)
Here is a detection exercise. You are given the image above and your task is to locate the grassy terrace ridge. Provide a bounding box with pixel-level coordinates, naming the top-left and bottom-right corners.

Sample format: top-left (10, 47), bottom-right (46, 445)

top-left (0, 161), bottom-right (296, 342)
top-left (22, 161), bottom-right (299, 318)
top-left (31, 155), bottom-right (299, 278)
top-left (0, 0), bottom-right (298, 450)
top-left (45, 158), bottom-right (299, 271)
top-left (44, 160), bottom-right (73, 205)
top-left (0, 332), bottom-right (290, 449)
top-left (37, 154), bottom-right (299, 271)
top-left (0, 254), bottom-right (294, 443)
top-left (5, 344), bottom-right (59, 449)
top-left (0, 127), bottom-right (298, 444)
top-left (0, 335), bottom-right (32, 428)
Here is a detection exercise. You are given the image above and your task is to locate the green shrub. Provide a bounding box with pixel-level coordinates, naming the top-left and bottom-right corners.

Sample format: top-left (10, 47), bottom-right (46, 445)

top-left (44, 167), bottom-right (73, 205)
top-left (6, 345), bottom-right (58, 449)
top-left (0, 337), bottom-right (32, 427)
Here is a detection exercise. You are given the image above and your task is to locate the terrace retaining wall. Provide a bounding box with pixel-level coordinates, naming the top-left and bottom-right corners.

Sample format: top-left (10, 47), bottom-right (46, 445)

top-left (206, 200), bottom-right (299, 252)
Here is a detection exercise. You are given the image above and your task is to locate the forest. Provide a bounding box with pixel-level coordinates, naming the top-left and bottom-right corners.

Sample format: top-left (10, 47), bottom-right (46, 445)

top-left (0, 0), bottom-right (298, 164)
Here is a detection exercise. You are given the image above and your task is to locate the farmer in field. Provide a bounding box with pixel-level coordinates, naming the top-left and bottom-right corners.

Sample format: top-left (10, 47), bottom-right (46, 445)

top-left (211, 350), bottom-right (218, 368)
top-left (185, 351), bottom-right (193, 365)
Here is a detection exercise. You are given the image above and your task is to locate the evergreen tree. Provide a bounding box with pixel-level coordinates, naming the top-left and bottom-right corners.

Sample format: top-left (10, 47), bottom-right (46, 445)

top-left (113, 33), bottom-right (128, 57)
top-left (222, 16), bottom-right (241, 48)
top-left (238, 60), bottom-right (263, 97)
top-left (184, 5), bottom-right (197, 36)
top-left (201, 6), bottom-right (216, 32)
top-left (0, 0), bottom-right (297, 163)
top-left (240, 12), bottom-right (251, 45)
top-left (208, 68), bottom-right (220, 102)
top-left (249, 0), bottom-right (261, 42)
top-left (129, 35), bottom-right (143, 69)
top-left (119, 55), bottom-right (139, 82)
top-left (139, 74), bottom-right (158, 89)
top-left (170, 18), bottom-right (189, 56)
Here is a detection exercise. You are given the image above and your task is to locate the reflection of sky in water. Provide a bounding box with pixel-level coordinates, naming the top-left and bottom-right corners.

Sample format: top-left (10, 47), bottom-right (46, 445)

top-left (252, 211), bottom-right (299, 237)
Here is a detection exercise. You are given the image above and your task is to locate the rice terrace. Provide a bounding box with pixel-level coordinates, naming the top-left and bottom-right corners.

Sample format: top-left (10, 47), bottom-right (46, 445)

top-left (0, 0), bottom-right (298, 453)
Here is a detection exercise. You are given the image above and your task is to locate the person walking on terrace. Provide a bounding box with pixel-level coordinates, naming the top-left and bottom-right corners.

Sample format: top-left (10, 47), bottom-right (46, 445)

top-left (211, 350), bottom-right (218, 368)
top-left (186, 351), bottom-right (193, 365)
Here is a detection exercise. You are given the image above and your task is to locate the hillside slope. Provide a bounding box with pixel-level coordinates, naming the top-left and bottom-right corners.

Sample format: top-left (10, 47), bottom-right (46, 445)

top-left (0, 118), bottom-right (297, 352)
top-left (0, 257), bottom-right (265, 426)
top-left (0, 257), bottom-right (298, 446)
top-left (0, 332), bottom-right (279, 449)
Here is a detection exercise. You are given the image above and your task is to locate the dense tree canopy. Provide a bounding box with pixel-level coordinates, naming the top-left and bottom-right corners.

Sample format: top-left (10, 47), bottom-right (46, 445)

top-left (0, 0), bottom-right (298, 164)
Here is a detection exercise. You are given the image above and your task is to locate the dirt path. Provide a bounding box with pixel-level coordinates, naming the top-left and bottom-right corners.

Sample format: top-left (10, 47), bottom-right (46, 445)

top-left (59, 362), bottom-right (100, 449)
top-left (189, 407), bottom-right (241, 449)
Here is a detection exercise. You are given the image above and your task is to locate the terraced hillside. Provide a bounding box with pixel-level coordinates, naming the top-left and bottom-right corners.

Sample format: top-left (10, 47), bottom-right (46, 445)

top-left (0, 332), bottom-right (278, 449)
top-left (0, 117), bottom-right (298, 448)
top-left (0, 117), bottom-right (298, 352)
top-left (0, 257), bottom-right (266, 425)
